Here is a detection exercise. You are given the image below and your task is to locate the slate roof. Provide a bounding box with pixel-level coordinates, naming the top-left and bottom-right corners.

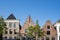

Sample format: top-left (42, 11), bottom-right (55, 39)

top-left (7, 13), bottom-right (16, 20)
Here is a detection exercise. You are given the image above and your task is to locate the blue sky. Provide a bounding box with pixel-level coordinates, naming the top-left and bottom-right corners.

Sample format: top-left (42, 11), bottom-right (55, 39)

top-left (0, 0), bottom-right (60, 27)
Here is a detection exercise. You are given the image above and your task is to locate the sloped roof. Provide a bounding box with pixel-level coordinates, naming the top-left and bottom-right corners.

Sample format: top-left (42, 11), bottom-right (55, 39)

top-left (7, 13), bottom-right (16, 20)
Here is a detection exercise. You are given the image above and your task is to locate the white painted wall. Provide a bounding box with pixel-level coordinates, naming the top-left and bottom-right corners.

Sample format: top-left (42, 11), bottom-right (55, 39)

top-left (54, 23), bottom-right (60, 40)
top-left (3, 20), bottom-right (20, 39)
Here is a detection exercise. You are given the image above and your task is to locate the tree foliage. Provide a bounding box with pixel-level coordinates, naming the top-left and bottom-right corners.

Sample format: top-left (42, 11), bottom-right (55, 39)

top-left (26, 20), bottom-right (45, 40)
top-left (0, 16), bottom-right (6, 35)
top-left (26, 26), bottom-right (34, 38)
top-left (33, 20), bottom-right (44, 37)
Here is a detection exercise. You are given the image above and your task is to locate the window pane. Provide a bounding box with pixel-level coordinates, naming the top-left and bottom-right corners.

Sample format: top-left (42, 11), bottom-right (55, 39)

top-left (5, 30), bottom-right (8, 34)
top-left (9, 23), bottom-right (12, 27)
top-left (47, 26), bottom-right (50, 29)
top-left (9, 29), bottom-right (12, 34)
top-left (14, 29), bottom-right (17, 34)
top-left (14, 23), bottom-right (16, 28)
top-left (54, 27), bottom-right (56, 30)
top-left (47, 31), bottom-right (50, 35)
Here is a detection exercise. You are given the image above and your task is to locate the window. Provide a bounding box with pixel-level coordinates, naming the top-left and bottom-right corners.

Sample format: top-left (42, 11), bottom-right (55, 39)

top-left (54, 27), bottom-right (56, 30)
top-left (9, 23), bottom-right (12, 27)
top-left (52, 37), bottom-right (55, 40)
top-left (25, 29), bottom-right (28, 33)
top-left (14, 29), bottom-right (17, 34)
top-left (5, 30), bottom-right (8, 34)
top-left (5, 36), bottom-right (7, 39)
top-left (46, 37), bottom-right (49, 40)
top-left (5, 29), bottom-right (8, 34)
top-left (14, 36), bottom-right (17, 39)
top-left (47, 26), bottom-right (50, 29)
top-left (14, 23), bottom-right (16, 28)
top-left (9, 36), bottom-right (12, 40)
top-left (9, 29), bottom-right (12, 34)
top-left (47, 31), bottom-right (50, 35)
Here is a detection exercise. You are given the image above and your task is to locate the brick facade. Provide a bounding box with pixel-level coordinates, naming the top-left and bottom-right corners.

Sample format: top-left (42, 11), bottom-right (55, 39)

top-left (42, 20), bottom-right (57, 40)
top-left (20, 16), bottom-right (35, 36)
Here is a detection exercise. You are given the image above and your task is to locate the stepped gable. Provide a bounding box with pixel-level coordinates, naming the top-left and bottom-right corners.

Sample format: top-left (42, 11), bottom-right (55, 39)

top-left (20, 16), bottom-right (35, 34)
top-left (46, 20), bottom-right (51, 24)
top-left (23, 16), bottom-right (35, 27)
top-left (42, 20), bottom-right (57, 37)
